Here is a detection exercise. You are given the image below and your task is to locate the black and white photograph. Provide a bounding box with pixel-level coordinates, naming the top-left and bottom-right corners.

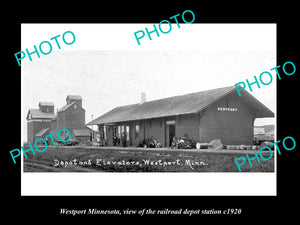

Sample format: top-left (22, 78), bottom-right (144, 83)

top-left (22, 50), bottom-right (276, 174)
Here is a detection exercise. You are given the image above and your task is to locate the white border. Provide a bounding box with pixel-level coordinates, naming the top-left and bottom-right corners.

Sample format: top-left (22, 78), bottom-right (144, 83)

top-left (22, 173), bottom-right (276, 196)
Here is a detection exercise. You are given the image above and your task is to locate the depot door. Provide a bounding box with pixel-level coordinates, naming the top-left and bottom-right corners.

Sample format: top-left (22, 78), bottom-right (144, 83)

top-left (168, 125), bottom-right (175, 146)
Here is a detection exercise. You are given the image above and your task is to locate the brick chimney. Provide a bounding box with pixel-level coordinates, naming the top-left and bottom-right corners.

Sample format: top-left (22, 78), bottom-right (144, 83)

top-left (140, 92), bottom-right (146, 104)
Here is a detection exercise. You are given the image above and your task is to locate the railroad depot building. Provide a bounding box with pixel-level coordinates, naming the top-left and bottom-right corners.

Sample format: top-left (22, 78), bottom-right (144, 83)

top-left (27, 95), bottom-right (91, 144)
top-left (87, 86), bottom-right (274, 147)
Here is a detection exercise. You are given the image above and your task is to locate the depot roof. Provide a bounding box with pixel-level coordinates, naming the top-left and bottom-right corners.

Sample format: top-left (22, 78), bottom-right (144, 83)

top-left (87, 86), bottom-right (274, 125)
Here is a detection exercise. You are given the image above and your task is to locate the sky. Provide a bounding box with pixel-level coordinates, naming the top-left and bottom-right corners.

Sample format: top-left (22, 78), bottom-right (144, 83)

top-left (21, 24), bottom-right (276, 141)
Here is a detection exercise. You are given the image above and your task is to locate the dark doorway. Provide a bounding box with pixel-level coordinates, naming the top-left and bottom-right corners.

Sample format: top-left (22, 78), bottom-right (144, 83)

top-left (169, 125), bottom-right (175, 146)
top-left (143, 123), bottom-right (146, 140)
top-left (112, 126), bottom-right (118, 146)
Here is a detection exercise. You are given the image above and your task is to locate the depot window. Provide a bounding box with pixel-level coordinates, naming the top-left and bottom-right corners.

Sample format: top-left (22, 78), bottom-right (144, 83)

top-left (135, 123), bottom-right (140, 138)
top-left (103, 125), bottom-right (107, 139)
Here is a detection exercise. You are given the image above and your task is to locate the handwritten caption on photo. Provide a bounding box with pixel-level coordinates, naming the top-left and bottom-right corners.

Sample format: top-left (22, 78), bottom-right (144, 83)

top-left (53, 158), bottom-right (208, 170)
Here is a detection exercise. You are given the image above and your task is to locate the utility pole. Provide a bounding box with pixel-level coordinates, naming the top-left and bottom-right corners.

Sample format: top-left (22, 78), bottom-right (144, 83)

top-left (91, 114), bottom-right (94, 142)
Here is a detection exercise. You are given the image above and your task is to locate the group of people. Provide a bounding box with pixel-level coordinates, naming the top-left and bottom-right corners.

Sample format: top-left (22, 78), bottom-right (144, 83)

top-left (137, 137), bottom-right (162, 148)
top-left (113, 132), bottom-right (127, 147)
top-left (171, 136), bottom-right (196, 149)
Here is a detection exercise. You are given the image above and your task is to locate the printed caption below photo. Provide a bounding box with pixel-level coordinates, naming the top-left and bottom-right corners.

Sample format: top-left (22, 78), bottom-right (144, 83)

top-left (60, 208), bottom-right (242, 216)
